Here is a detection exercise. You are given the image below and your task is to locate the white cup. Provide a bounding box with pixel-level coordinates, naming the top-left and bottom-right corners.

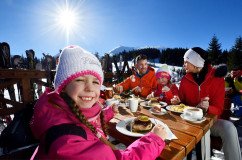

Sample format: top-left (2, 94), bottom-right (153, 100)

top-left (106, 99), bottom-right (119, 106)
top-left (184, 108), bottom-right (203, 121)
top-left (128, 98), bottom-right (139, 112)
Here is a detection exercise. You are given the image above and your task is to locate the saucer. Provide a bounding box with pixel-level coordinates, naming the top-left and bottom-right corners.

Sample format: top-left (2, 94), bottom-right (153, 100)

top-left (180, 114), bottom-right (206, 123)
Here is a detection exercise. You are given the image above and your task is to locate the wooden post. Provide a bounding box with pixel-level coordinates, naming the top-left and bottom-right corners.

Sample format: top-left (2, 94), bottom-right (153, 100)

top-left (21, 77), bottom-right (33, 104)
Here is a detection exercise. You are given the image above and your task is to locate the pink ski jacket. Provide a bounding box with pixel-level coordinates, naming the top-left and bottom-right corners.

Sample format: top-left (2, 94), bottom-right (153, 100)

top-left (30, 89), bottom-right (165, 160)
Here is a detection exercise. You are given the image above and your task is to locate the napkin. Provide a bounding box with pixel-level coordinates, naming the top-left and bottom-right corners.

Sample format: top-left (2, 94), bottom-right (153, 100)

top-left (151, 118), bottom-right (177, 140)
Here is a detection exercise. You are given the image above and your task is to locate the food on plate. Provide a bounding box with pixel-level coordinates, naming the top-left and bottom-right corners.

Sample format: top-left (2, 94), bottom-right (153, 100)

top-left (152, 105), bottom-right (162, 113)
top-left (148, 98), bottom-right (161, 107)
top-left (113, 95), bottom-right (121, 100)
top-left (148, 102), bottom-right (161, 107)
top-left (131, 116), bottom-right (153, 133)
top-left (171, 103), bottom-right (189, 112)
top-left (149, 97), bottom-right (159, 103)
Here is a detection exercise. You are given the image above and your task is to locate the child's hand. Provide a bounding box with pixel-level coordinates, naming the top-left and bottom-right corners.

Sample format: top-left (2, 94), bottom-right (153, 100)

top-left (146, 92), bottom-right (154, 99)
top-left (162, 86), bottom-right (170, 92)
top-left (171, 95), bottom-right (180, 104)
top-left (151, 124), bottom-right (167, 141)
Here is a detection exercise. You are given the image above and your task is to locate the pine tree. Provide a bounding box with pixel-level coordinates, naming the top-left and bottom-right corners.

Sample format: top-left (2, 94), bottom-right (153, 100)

top-left (229, 36), bottom-right (242, 70)
top-left (207, 35), bottom-right (222, 65)
top-left (94, 52), bottom-right (100, 59)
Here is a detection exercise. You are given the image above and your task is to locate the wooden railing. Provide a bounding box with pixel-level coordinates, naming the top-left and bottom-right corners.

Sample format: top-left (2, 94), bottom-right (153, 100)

top-left (0, 69), bottom-right (131, 118)
top-left (0, 69), bottom-right (54, 117)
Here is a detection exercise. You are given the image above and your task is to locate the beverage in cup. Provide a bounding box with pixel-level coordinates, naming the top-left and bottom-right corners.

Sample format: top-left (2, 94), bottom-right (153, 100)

top-left (128, 98), bottom-right (139, 113)
top-left (183, 108), bottom-right (203, 121)
top-left (105, 87), bottom-right (113, 99)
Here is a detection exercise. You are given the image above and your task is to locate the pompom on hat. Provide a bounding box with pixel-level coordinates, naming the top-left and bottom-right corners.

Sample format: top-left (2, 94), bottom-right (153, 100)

top-left (156, 64), bottom-right (171, 80)
top-left (54, 45), bottom-right (103, 93)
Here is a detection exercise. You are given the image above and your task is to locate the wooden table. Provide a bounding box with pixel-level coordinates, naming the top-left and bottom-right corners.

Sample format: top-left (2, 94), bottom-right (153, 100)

top-left (108, 104), bottom-right (217, 160)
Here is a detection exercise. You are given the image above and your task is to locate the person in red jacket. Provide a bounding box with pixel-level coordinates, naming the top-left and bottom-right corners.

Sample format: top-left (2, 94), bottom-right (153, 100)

top-left (114, 54), bottom-right (157, 98)
top-left (147, 64), bottom-right (178, 104)
top-left (30, 45), bottom-right (167, 160)
top-left (171, 47), bottom-right (241, 160)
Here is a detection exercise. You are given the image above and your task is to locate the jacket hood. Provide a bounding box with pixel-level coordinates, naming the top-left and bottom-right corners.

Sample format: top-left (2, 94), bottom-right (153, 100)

top-left (31, 89), bottom-right (76, 139)
top-left (214, 64), bottom-right (227, 78)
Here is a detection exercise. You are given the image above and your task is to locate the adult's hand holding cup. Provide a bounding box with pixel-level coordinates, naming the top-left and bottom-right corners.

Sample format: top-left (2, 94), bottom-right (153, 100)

top-left (197, 97), bottom-right (209, 112)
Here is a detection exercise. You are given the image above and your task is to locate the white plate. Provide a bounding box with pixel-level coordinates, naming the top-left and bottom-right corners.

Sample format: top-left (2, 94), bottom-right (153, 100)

top-left (180, 114), bottom-right (206, 123)
top-left (140, 101), bottom-right (167, 108)
top-left (159, 102), bottom-right (168, 107)
top-left (166, 105), bottom-right (192, 114)
top-left (116, 117), bottom-right (177, 140)
top-left (140, 101), bottom-right (152, 108)
top-left (149, 108), bottom-right (167, 115)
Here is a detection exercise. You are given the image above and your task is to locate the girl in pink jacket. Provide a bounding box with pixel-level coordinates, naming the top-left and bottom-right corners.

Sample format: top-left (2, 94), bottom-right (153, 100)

top-left (30, 45), bottom-right (167, 160)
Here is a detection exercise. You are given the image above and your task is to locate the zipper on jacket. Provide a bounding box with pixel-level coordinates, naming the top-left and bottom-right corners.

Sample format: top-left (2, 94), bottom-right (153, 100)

top-left (185, 74), bottom-right (201, 102)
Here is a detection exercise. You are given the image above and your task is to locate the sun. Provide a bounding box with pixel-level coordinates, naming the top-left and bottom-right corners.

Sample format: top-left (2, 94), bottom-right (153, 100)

top-left (53, 1), bottom-right (80, 45)
top-left (56, 8), bottom-right (77, 32)
top-left (38, 0), bottom-right (95, 46)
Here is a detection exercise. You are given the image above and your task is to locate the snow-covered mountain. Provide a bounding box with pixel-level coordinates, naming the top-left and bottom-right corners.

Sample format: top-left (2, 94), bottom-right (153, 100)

top-left (108, 46), bottom-right (136, 55)
top-left (108, 45), bottom-right (166, 55)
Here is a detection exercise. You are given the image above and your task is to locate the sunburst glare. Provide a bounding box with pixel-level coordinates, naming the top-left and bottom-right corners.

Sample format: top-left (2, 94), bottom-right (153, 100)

top-left (53, 0), bottom-right (80, 45)
top-left (36, 0), bottom-right (100, 48)
top-left (57, 9), bottom-right (77, 31)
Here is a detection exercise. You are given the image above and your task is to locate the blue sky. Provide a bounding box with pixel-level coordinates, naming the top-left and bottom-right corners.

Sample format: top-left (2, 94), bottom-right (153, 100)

top-left (1, 0), bottom-right (242, 58)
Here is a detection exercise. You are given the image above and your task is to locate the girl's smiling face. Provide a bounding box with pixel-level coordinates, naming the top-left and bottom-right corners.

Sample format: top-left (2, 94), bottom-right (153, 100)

top-left (157, 77), bottom-right (169, 86)
top-left (64, 75), bottom-right (101, 109)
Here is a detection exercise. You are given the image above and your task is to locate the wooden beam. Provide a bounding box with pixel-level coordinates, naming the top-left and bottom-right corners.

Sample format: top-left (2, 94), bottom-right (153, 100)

top-left (0, 69), bottom-right (54, 79)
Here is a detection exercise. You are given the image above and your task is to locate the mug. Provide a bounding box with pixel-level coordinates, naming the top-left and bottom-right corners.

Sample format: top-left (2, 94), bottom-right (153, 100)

top-left (183, 108), bottom-right (203, 121)
top-left (105, 87), bottom-right (113, 99)
top-left (128, 98), bottom-right (139, 112)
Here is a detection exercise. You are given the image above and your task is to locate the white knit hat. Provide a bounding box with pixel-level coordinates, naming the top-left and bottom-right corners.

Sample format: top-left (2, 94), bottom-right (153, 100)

top-left (156, 64), bottom-right (169, 73)
top-left (54, 45), bottom-right (103, 93)
top-left (156, 64), bottom-right (171, 80)
top-left (183, 48), bottom-right (205, 68)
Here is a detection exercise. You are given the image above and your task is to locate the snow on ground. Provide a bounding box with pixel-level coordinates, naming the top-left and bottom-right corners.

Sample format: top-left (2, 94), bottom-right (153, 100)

top-left (111, 61), bottom-right (183, 85)
top-left (112, 61), bottom-right (182, 73)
